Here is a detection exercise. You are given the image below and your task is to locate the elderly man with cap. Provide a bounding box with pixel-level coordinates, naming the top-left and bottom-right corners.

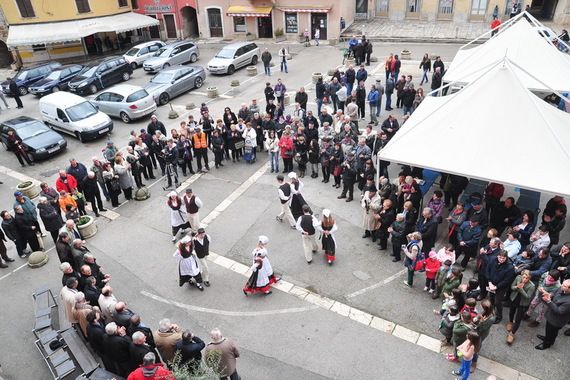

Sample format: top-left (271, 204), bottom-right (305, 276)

top-left (182, 188), bottom-right (202, 234)
top-left (361, 185), bottom-right (382, 241)
top-left (13, 191), bottom-right (45, 236)
top-left (56, 169), bottom-right (78, 194)
top-left (37, 196), bottom-right (63, 243)
top-left (296, 205), bottom-right (320, 264)
top-left (90, 157), bottom-right (110, 201)
top-left (83, 171), bottom-right (106, 217)
top-left (193, 227), bottom-right (211, 286)
top-left (103, 141), bottom-right (118, 166)
top-left (466, 198), bottom-right (489, 230)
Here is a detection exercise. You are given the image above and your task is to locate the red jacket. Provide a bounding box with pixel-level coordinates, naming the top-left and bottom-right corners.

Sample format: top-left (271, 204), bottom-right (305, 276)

top-left (127, 364), bottom-right (174, 380)
top-left (55, 174), bottom-right (78, 194)
top-left (425, 257), bottom-right (441, 280)
top-left (485, 182), bottom-right (504, 201)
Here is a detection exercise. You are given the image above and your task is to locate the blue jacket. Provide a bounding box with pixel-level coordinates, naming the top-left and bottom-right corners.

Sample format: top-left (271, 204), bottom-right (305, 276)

top-left (367, 90), bottom-right (379, 106)
top-left (457, 221), bottom-right (482, 247)
top-left (356, 69), bottom-right (368, 83)
top-left (13, 196), bottom-right (37, 221)
top-left (67, 163), bottom-right (88, 184)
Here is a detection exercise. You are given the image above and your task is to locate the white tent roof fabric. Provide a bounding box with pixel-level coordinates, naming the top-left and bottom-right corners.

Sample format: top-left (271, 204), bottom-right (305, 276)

top-left (379, 60), bottom-right (570, 197)
top-left (7, 12), bottom-right (159, 46)
top-left (444, 19), bottom-right (570, 92)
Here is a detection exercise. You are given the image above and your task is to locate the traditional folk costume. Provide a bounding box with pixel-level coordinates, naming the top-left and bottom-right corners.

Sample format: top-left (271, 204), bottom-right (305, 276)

top-left (318, 209), bottom-right (338, 264)
top-left (243, 236), bottom-right (278, 295)
top-left (167, 192), bottom-right (191, 242)
top-left (296, 210), bottom-right (320, 263)
top-left (361, 187), bottom-right (382, 240)
top-left (182, 189), bottom-right (203, 234)
top-left (288, 173), bottom-right (307, 220)
top-left (173, 237), bottom-right (204, 291)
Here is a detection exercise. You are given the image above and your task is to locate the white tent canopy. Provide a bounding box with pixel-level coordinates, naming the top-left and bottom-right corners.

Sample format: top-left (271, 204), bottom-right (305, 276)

top-left (379, 59), bottom-right (570, 197)
top-left (444, 18), bottom-right (570, 92)
top-left (7, 12), bottom-right (159, 46)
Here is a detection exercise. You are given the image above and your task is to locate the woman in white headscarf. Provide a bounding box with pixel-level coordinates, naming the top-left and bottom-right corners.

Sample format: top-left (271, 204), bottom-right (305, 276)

top-left (318, 209), bottom-right (338, 265)
top-left (243, 236), bottom-right (278, 296)
top-left (173, 236), bottom-right (204, 291)
top-left (167, 191), bottom-right (190, 242)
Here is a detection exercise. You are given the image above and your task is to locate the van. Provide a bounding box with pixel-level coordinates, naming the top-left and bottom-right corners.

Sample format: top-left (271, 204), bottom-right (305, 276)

top-left (207, 42), bottom-right (260, 75)
top-left (39, 92), bottom-right (113, 142)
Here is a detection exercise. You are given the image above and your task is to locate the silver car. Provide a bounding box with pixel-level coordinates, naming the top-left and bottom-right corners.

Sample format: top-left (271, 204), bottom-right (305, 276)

top-left (143, 41), bottom-right (199, 73)
top-left (91, 84), bottom-right (157, 123)
top-left (123, 41), bottom-right (166, 69)
top-left (207, 42), bottom-right (260, 75)
top-left (144, 65), bottom-right (205, 106)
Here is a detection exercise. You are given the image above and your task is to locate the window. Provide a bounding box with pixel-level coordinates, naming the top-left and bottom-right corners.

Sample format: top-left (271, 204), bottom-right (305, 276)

top-left (471, 0), bottom-right (488, 16)
top-left (75, 0), bottom-right (91, 13)
top-left (15, 0), bottom-right (35, 17)
top-left (408, 0), bottom-right (421, 13)
top-left (131, 0), bottom-right (138, 9)
top-left (234, 17), bottom-right (246, 32)
top-left (439, 0), bottom-right (453, 14)
top-left (138, 47), bottom-right (149, 55)
top-left (285, 13), bottom-right (298, 34)
top-left (118, 0), bottom-right (128, 7)
top-left (57, 109), bottom-right (69, 122)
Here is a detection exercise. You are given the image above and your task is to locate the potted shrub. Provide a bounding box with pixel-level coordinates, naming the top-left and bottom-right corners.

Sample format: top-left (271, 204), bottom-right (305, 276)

top-left (77, 215), bottom-right (97, 239)
top-left (274, 28), bottom-right (286, 42)
top-left (246, 32), bottom-right (255, 41)
top-left (17, 180), bottom-right (40, 199)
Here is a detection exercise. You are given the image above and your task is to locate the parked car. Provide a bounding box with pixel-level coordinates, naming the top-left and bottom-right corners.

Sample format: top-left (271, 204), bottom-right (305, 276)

top-left (123, 41), bottom-right (166, 69)
top-left (1, 62), bottom-right (62, 96)
top-left (143, 40), bottom-right (199, 73)
top-left (39, 92), bottom-right (113, 142)
top-left (91, 84), bottom-right (157, 123)
top-left (67, 56), bottom-right (133, 95)
top-left (207, 42), bottom-right (260, 75)
top-left (1, 116), bottom-right (67, 160)
top-left (29, 64), bottom-right (84, 97)
top-left (145, 65), bottom-right (205, 106)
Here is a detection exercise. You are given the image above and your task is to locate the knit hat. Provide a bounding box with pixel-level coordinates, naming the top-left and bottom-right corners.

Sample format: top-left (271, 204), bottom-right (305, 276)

top-left (13, 191), bottom-right (23, 197)
top-left (429, 250), bottom-right (437, 259)
top-left (258, 235), bottom-right (269, 245)
top-left (322, 209), bottom-right (331, 218)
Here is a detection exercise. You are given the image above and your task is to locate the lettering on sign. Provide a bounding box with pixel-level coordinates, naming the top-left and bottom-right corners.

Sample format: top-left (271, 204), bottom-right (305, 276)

top-left (144, 5), bottom-right (173, 12)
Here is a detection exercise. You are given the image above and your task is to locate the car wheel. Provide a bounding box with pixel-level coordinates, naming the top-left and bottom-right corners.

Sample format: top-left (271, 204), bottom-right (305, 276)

top-left (227, 65), bottom-right (235, 75)
top-left (190, 53), bottom-right (197, 63)
top-left (51, 86), bottom-right (60, 93)
top-left (130, 62), bottom-right (138, 70)
top-left (19, 86), bottom-right (28, 96)
top-left (251, 55), bottom-right (258, 65)
top-left (122, 72), bottom-right (131, 81)
top-left (163, 63), bottom-right (170, 69)
top-left (89, 84), bottom-right (98, 94)
top-left (120, 112), bottom-right (131, 123)
top-left (75, 132), bottom-right (84, 143)
top-left (159, 92), bottom-right (170, 105)
top-left (194, 77), bottom-right (203, 89)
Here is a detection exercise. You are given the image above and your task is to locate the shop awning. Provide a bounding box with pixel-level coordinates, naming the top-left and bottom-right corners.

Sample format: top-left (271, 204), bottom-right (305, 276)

top-left (276, 6), bottom-right (331, 13)
top-left (227, 6), bottom-right (272, 17)
top-left (7, 12), bottom-right (159, 46)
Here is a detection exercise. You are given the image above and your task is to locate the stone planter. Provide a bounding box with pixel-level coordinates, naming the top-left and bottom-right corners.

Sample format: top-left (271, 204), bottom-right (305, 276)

top-left (370, 56), bottom-right (378, 63)
top-left (246, 34), bottom-right (255, 41)
top-left (77, 215), bottom-right (97, 239)
top-left (28, 251), bottom-right (49, 268)
top-left (345, 58), bottom-right (356, 67)
top-left (312, 72), bottom-right (323, 84)
top-left (134, 187), bottom-right (151, 201)
top-left (327, 69), bottom-right (336, 76)
top-left (207, 87), bottom-right (218, 98)
top-left (284, 94), bottom-right (291, 106)
top-left (17, 181), bottom-right (40, 199)
top-left (246, 66), bottom-right (257, 76)
top-left (230, 80), bottom-right (240, 87)
top-left (186, 102), bottom-right (196, 110)
top-left (401, 50), bottom-right (412, 60)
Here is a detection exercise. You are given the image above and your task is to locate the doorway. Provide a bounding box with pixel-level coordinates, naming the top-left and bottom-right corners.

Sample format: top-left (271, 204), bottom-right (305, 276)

top-left (311, 13), bottom-right (327, 40)
top-left (163, 14), bottom-right (177, 39)
top-left (207, 8), bottom-right (223, 37)
top-left (148, 15), bottom-right (160, 39)
top-left (530, 0), bottom-right (559, 20)
top-left (0, 41), bottom-right (11, 67)
top-left (181, 6), bottom-right (199, 38)
top-left (355, 0), bottom-right (368, 18)
top-left (257, 16), bottom-right (273, 38)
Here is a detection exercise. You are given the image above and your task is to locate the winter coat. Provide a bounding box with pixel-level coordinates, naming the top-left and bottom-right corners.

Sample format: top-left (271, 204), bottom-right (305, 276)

top-left (487, 260), bottom-right (516, 290)
top-left (56, 174), bottom-right (78, 193)
top-left (37, 203), bottom-right (63, 232)
top-left (509, 275), bottom-right (536, 306)
top-left (425, 257), bottom-right (441, 280)
top-left (114, 163), bottom-right (133, 190)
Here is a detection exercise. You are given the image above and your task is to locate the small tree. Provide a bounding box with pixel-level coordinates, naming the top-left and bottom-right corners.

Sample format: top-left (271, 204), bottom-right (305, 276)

top-left (169, 350), bottom-right (223, 380)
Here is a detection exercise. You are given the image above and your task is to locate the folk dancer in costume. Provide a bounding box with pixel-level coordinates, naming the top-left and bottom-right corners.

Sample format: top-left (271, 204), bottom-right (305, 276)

top-left (318, 209), bottom-right (338, 265)
top-left (275, 175), bottom-right (296, 229)
top-left (243, 236), bottom-right (278, 295)
top-left (361, 185), bottom-right (382, 242)
top-left (296, 205), bottom-right (320, 264)
top-left (288, 172), bottom-right (307, 221)
top-left (193, 228), bottom-right (211, 287)
top-left (182, 188), bottom-right (202, 234)
top-left (173, 236), bottom-right (204, 291)
top-left (167, 191), bottom-right (191, 243)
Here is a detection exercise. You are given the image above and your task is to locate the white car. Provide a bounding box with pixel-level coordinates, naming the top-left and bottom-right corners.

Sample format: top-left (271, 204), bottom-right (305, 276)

top-left (207, 42), bottom-right (260, 75)
top-left (91, 84), bottom-right (157, 123)
top-left (123, 41), bottom-right (166, 70)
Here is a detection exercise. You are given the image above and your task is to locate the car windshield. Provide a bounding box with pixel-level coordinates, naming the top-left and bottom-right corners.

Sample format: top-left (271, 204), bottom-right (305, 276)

top-left (125, 47), bottom-right (139, 56)
top-left (156, 47), bottom-right (171, 57)
top-left (151, 72), bottom-right (174, 84)
top-left (16, 122), bottom-right (49, 140)
top-left (14, 70), bottom-right (28, 80)
top-left (45, 71), bottom-right (62, 80)
top-left (126, 89), bottom-right (149, 103)
top-left (215, 49), bottom-right (235, 59)
top-left (66, 101), bottom-right (98, 122)
top-left (78, 66), bottom-right (97, 78)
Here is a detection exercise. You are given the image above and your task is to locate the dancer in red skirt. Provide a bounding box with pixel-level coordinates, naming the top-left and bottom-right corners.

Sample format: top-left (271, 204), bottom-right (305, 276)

top-left (243, 236), bottom-right (279, 295)
top-left (318, 209), bottom-right (338, 265)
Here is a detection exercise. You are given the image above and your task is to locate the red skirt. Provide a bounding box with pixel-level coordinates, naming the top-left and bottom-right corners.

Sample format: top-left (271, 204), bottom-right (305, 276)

top-left (243, 284), bottom-right (272, 294)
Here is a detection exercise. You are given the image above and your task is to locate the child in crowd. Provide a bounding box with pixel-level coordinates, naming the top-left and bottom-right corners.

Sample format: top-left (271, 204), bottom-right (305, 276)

top-left (65, 204), bottom-right (80, 223)
top-left (433, 259), bottom-right (452, 299)
top-left (424, 250), bottom-right (441, 293)
top-left (58, 190), bottom-right (77, 214)
top-left (438, 288), bottom-right (464, 316)
top-left (462, 278), bottom-right (481, 301)
top-left (71, 188), bottom-right (87, 216)
top-left (448, 311), bottom-right (475, 363)
top-left (439, 304), bottom-right (459, 346)
top-left (461, 298), bottom-right (478, 318)
top-left (452, 331), bottom-right (480, 380)
top-left (441, 266), bottom-right (463, 300)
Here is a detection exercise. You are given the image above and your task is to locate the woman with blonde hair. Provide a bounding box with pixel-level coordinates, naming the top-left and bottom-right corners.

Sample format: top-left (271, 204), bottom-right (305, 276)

top-left (403, 231), bottom-right (423, 287)
top-left (506, 269), bottom-right (535, 345)
top-left (318, 209), bottom-right (338, 265)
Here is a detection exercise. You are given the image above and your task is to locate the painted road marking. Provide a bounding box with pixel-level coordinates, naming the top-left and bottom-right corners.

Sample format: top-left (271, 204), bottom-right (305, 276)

top-left (0, 164), bottom-right (41, 185)
top-left (345, 268), bottom-right (407, 299)
top-left (141, 290), bottom-right (318, 316)
top-left (0, 246), bottom-right (55, 282)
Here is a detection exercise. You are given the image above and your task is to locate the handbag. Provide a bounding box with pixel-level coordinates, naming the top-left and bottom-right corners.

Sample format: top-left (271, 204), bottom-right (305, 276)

top-left (109, 178), bottom-right (120, 192)
top-left (234, 140), bottom-right (245, 150)
top-left (333, 166), bottom-right (342, 176)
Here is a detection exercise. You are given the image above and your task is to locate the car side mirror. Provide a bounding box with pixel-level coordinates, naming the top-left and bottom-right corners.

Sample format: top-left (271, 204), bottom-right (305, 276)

top-left (171, 79), bottom-right (176, 84)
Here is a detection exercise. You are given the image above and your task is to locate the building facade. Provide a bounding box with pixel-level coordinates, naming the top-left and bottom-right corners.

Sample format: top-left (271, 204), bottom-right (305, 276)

top-left (0, 6), bottom-right (11, 67)
top-left (1, 0), bottom-right (159, 64)
top-left (132, 0), bottom-right (199, 40)
top-left (356, 0), bottom-right (569, 24)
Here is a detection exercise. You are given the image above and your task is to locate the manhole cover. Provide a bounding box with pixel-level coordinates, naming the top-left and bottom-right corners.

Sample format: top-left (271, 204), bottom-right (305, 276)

top-left (353, 271), bottom-right (371, 281)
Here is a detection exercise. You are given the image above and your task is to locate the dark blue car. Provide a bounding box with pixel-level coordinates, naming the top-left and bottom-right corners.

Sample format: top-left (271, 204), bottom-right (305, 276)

top-left (1, 62), bottom-right (61, 96)
top-left (1, 116), bottom-right (67, 161)
top-left (29, 64), bottom-right (84, 97)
